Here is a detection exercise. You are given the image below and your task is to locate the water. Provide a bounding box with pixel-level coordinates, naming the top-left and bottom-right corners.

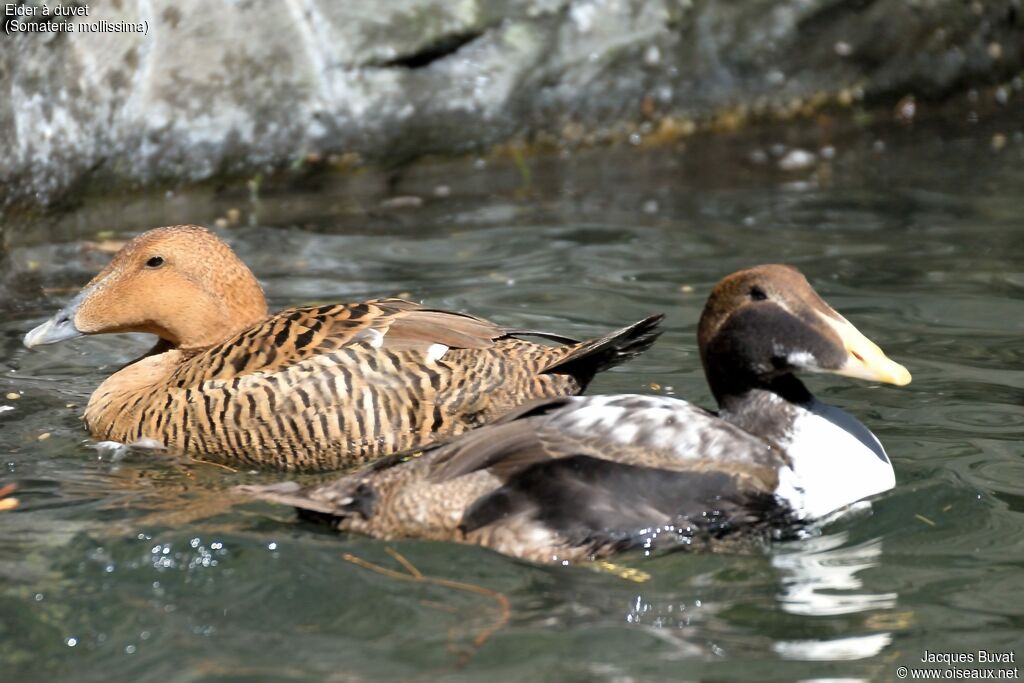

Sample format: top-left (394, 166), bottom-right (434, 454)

top-left (1, 114), bottom-right (1022, 682)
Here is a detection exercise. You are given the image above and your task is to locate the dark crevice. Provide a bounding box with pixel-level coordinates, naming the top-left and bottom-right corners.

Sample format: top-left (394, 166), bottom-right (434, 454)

top-left (377, 30), bottom-right (484, 69)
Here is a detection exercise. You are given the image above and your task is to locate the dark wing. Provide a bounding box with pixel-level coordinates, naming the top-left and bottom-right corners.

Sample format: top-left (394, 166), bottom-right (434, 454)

top-left (236, 393), bottom-right (796, 555)
top-left (459, 455), bottom-right (787, 551)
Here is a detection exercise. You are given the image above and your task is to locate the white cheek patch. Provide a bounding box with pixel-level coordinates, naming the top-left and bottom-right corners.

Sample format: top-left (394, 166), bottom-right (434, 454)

top-left (425, 343), bottom-right (449, 361)
top-left (773, 342), bottom-right (819, 371)
top-left (786, 350), bottom-right (818, 369)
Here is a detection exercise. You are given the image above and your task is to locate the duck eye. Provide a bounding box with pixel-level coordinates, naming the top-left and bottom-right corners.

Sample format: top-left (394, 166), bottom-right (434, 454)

top-left (749, 286), bottom-right (768, 301)
top-left (145, 256), bottom-right (165, 269)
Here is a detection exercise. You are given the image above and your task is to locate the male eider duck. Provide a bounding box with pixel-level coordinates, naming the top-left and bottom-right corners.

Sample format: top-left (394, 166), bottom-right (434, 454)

top-left (240, 265), bottom-right (911, 562)
top-left (23, 225), bottom-right (662, 471)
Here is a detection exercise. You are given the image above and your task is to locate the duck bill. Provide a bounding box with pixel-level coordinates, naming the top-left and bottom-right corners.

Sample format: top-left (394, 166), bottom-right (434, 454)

top-left (23, 290), bottom-right (88, 349)
top-left (819, 312), bottom-right (911, 386)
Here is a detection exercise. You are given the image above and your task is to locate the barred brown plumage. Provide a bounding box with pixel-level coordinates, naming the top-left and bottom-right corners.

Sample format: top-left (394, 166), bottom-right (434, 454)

top-left (238, 265), bottom-right (912, 562)
top-left (24, 225), bottom-right (663, 471)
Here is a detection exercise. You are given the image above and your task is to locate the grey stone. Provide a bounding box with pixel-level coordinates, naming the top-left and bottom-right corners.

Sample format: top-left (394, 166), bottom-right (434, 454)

top-left (1, 0), bottom-right (1021, 209)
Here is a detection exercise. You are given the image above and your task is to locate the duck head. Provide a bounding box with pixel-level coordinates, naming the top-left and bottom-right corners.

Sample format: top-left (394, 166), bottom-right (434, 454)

top-left (24, 225), bottom-right (269, 351)
top-left (698, 264), bottom-right (910, 403)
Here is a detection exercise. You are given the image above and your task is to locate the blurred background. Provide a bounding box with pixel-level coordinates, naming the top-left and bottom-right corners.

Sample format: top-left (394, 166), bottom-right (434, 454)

top-left (1, 0), bottom-right (1022, 214)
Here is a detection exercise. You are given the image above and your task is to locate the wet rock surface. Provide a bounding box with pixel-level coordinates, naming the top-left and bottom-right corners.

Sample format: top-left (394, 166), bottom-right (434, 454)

top-left (2, 0), bottom-right (1022, 209)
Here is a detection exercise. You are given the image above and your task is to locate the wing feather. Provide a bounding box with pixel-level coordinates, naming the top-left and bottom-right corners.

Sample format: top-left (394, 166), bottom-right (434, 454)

top-left (429, 394), bottom-right (784, 483)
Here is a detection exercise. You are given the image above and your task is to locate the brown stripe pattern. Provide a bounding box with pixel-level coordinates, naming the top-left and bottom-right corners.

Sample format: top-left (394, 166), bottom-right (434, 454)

top-left (238, 394), bottom-right (785, 563)
top-left (83, 299), bottom-right (656, 471)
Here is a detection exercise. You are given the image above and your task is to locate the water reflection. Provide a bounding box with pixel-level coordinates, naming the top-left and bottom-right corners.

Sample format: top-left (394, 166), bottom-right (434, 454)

top-left (613, 528), bottom-right (899, 664)
top-left (772, 530), bottom-right (897, 663)
top-left (774, 531), bottom-right (896, 618)
top-left (773, 631), bottom-right (892, 661)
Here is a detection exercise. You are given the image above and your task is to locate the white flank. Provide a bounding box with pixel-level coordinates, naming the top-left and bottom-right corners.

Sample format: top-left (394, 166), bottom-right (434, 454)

top-left (774, 399), bottom-right (895, 519)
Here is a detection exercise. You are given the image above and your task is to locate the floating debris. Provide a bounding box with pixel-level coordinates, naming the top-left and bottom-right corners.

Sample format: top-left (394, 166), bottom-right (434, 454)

top-left (343, 547), bottom-right (509, 667)
top-left (0, 483), bottom-right (18, 511)
top-left (37, 432), bottom-right (51, 441)
top-left (915, 513), bottom-right (937, 527)
top-left (190, 458), bottom-right (238, 473)
top-left (591, 560), bottom-right (651, 583)
top-left (778, 148), bottom-right (816, 171)
top-left (380, 196), bottom-right (423, 209)
top-left (5, 392), bottom-right (20, 401)
top-left (894, 95), bottom-right (916, 125)
top-left (991, 133), bottom-right (1007, 152)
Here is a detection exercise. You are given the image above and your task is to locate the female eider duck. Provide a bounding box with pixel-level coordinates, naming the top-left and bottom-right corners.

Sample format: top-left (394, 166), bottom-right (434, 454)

top-left (23, 225), bottom-right (662, 471)
top-left (240, 264), bottom-right (911, 563)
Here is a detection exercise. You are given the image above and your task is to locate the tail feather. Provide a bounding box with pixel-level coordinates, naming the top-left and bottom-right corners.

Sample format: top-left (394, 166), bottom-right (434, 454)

top-left (236, 482), bottom-right (337, 516)
top-left (540, 314), bottom-right (664, 386)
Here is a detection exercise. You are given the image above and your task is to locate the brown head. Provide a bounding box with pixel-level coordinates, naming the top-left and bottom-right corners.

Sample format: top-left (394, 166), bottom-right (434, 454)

top-left (24, 225), bottom-right (269, 351)
top-left (697, 264), bottom-right (910, 403)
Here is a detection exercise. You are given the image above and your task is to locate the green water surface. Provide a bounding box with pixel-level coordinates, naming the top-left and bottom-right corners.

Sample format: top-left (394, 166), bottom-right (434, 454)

top-left (1, 116), bottom-right (1022, 682)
